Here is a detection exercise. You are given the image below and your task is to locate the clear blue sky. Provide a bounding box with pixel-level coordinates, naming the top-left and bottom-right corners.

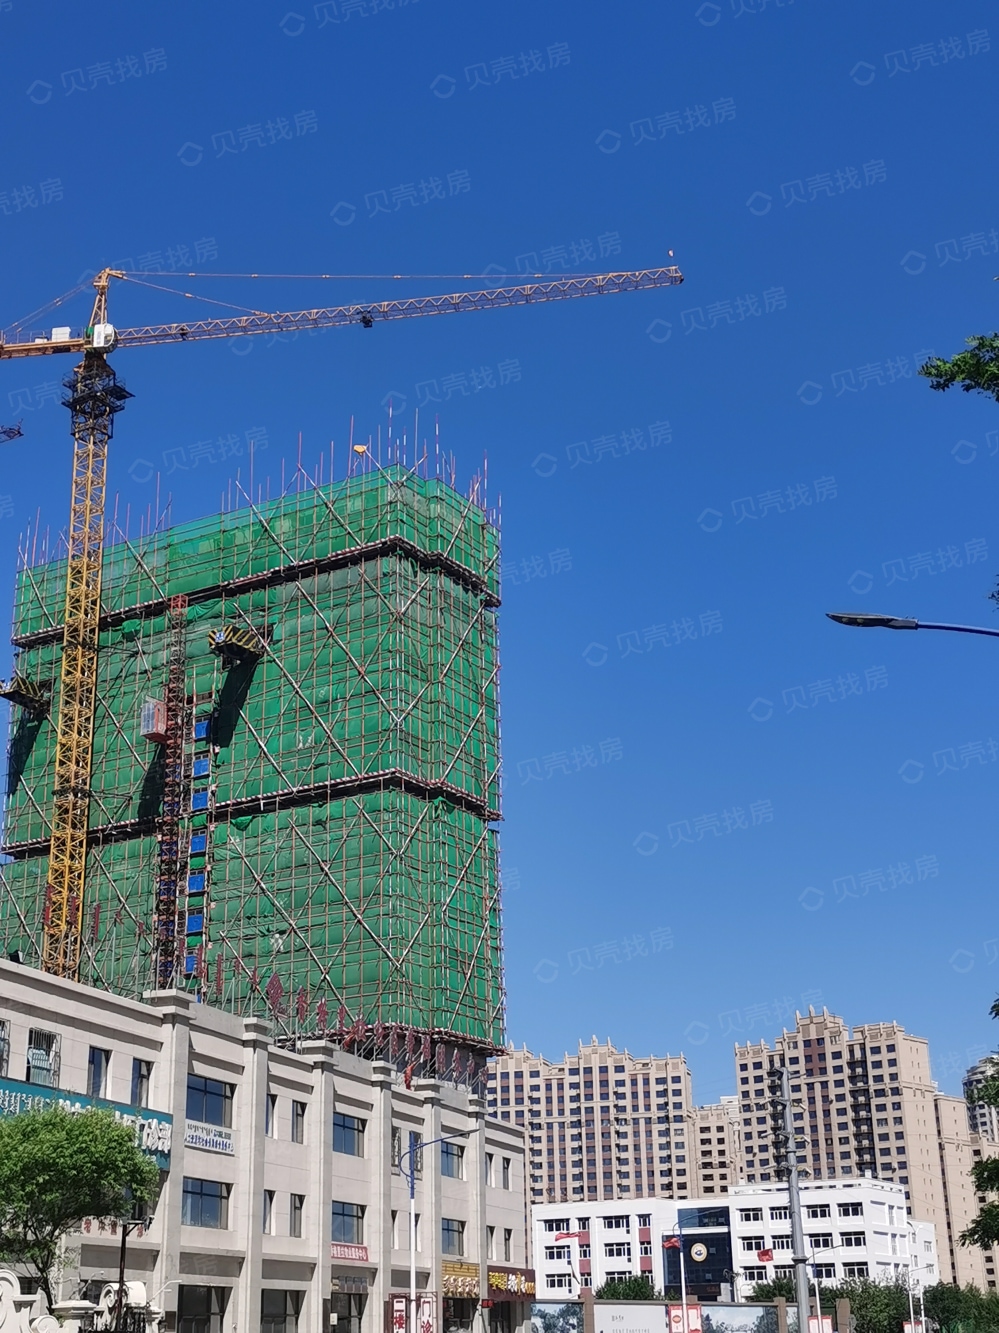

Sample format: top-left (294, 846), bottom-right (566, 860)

top-left (2, 0), bottom-right (998, 1103)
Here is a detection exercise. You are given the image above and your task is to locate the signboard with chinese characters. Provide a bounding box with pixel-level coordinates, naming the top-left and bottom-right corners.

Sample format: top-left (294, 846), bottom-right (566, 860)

top-left (0, 1077), bottom-right (172, 1169)
top-left (331, 1243), bottom-right (369, 1262)
top-left (595, 1304), bottom-right (668, 1333)
top-left (487, 1268), bottom-right (536, 1301)
top-left (442, 1261), bottom-right (479, 1298)
top-left (387, 1295), bottom-right (436, 1333)
top-left (668, 1307), bottom-right (702, 1333)
top-left (184, 1119), bottom-right (234, 1154)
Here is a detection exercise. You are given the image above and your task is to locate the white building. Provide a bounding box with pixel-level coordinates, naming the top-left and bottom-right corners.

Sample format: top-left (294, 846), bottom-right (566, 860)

top-left (532, 1179), bottom-right (937, 1303)
top-left (0, 960), bottom-right (533, 1333)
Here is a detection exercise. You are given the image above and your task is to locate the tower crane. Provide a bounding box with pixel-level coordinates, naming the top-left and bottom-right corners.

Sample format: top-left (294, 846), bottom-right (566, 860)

top-left (0, 263), bottom-right (684, 982)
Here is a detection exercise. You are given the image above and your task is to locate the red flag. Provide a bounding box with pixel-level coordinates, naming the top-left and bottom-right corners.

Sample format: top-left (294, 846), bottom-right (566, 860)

top-left (756, 1249), bottom-right (774, 1263)
top-left (555, 1231), bottom-right (583, 1241)
top-left (663, 1237), bottom-right (681, 1249)
top-left (404, 1062), bottom-right (416, 1089)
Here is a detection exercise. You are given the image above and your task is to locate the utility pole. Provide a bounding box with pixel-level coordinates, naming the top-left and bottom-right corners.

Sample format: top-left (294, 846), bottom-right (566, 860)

top-left (768, 1064), bottom-right (812, 1333)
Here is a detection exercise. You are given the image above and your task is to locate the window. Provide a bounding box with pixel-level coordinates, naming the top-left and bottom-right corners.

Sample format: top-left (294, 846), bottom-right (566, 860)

top-left (442, 1218), bottom-right (465, 1256)
top-left (182, 1179), bottom-right (230, 1229)
top-left (290, 1194), bottom-right (304, 1238)
top-left (806, 1205), bottom-right (831, 1219)
top-left (130, 1059), bottom-right (152, 1109)
top-left (772, 1236), bottom-right (793, 1251)
top-left (291, 1100), bottom-right (305, 1144)
top-left (25, 1029), bottom-right (59, 1087)
top-left (740, 1208), bottom-right (763, 1222)
top-left (840, 1233), bottom-right (866, 1247)
top-left (839, 1203), bottom-right (863, 1218)
top-left (504, 1228), bottom-right (512, 1262)
top-left (441, 1141), bottom-right (464, 1178)
top-left (605, 1243), bottom-right (632, 1258)
top-left (770, 1207), bottom-right (789, 1221)
top-left (843, 1264), bottom-right (868, 1279)
top-left (0, 1020), bottom-right (8, 1079)
top-left (178, 1286), bottom-right (229, 1333)
top-left (813, 1265), bottom-right (835, 1280)
top-left (502, 1156), bottom-right (512, 1189)
top-left (742, 1237), bottom-right (766, 1252)
top-left (487, 1226), bottom-right (496, 1259)
top-left (331, 1201), bottom-right (364, 1244)
top-left (544, 1219), bottom-right (571, 1233)
top-left (603, 1215), bottom-right (630, 1230)
top-left (263, 1190), bottom-right (275, 1235)
top-left (485, 1152), bottom-right (494, 1185)
top-left (333, 1113), bottom-right (365, 1157)
top-left (743, 1268), bottom-right (767, 1283)
top-left (187, 1075), bottom-right (233, 1128)
top-left (809, 1235), bottom-right (833, 1250)
top-left (260, 1291), bottom-right (302, 1333)
top-left (265, 1094), bottom-right (277, 1138)
top-left (546, 1275), bottom-right (573, 1290)
top-left (86, 1047), bottom-right (110, 1099)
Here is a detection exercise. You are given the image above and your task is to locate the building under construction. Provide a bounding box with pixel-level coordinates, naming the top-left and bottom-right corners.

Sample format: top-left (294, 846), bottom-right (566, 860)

top-left (0, 460), bottom-right (504, 1073)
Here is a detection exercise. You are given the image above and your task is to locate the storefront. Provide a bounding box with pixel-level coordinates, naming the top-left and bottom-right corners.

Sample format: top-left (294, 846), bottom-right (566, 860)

top-left (332, 1250), bottom-right (372, 1333)
top-left (484, 1266), bottom-right (535, 1333)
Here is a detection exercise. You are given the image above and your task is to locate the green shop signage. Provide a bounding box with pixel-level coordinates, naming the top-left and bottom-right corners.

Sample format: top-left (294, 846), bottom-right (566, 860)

top-left (0, 1077), bottom-right (172, 1168)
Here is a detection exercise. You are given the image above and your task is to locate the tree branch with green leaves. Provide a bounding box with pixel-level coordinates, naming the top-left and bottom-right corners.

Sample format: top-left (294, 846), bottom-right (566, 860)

top-left (919, 334), bottom-right (999, 403)
top-left (0, 1106), bottom-right (160, 1310)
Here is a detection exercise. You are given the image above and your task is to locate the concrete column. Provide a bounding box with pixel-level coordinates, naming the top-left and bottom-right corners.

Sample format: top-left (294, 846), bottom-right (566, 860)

top-left (234, 1017), bottom-right (271, 1333)
top-left (370, 1064), bottom-right (395, 1332)
top-left (300, 1042), bottom-right (336, 1333)
top-left (142, 991), bottom-right (194, 1327)
top-left (415, 1082), bottom-right (441, 1323)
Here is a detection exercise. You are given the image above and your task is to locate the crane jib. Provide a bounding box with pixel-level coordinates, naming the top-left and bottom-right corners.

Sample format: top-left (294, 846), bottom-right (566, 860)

top-left (0, 268), bottom-right (683, 358)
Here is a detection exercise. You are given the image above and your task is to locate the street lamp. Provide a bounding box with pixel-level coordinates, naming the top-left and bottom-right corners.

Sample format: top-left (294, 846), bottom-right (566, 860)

top-left (399, 1129), bottom-right (481, 1333)
top-left (112, 1213), bottom-right (153, 1333)
top-left (827, 613), bottom-right (999, 639)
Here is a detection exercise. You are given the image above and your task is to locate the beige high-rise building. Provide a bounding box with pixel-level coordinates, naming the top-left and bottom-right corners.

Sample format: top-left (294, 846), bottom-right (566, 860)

top-left (965, 1058), bottom-right (999, 1143)
top-left (489, 1038), bottom-right (730, 1206)
top-left (732, 1007), bottom-right (996, 1286)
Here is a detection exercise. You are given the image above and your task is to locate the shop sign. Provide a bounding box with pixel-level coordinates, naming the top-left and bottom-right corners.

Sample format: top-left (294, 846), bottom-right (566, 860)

top-left (442, 1262), bottom-right (479, 1298)
top-left (487, 1268), bottom-right (536, 1300)
top-left (184, 1119), bottom-right (234, 1155)
top-left (331, 1243), bottom-right (369, 1262)
top-left (388, 1295), bottom-right (436, 1333)
top-left (0, 1077), bottom-right (172, 1168)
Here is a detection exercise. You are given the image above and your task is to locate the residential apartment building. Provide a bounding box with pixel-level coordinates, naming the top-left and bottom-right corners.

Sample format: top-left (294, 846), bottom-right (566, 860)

top-left (690, 1097), bottom-right (741, 1197)
top-left (965, 1058), bottom-right (999, 1143)
top-left (532, 1180), bottom-right (937, 1302)
top-left (733, 1007), bottom-right (992, 1286)
top-left (489, 1040), bottom-right (709, 1205)
top-left (0, 960), bottom-right (532, 1333)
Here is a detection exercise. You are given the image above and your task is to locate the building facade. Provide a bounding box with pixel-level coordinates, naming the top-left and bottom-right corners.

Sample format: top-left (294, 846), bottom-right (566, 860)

top-left (732, 1008), bottom-right (993, 1286)
top-left (0, 960), bottom-right (532, 1333)
top-left (532, 1180), bottom-right (937, 1302)
top-left (490, 1040), bottom-right (720, 1205)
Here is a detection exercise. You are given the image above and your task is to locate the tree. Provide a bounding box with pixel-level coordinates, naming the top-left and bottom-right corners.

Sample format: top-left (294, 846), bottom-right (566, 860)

top-left (0, 1106), bottom-right (160, 1310)
top-left (960, 1000), bottom-right (999, 1249)
top-left (919, 335), bottom-right (999, 403)
top-left (593, 1276), bottom-right (663, 1300)
top-left (750, 1278), bottom-right (794, 1302)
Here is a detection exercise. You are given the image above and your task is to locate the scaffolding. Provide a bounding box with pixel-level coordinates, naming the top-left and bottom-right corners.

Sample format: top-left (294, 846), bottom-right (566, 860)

top-left (0, 462), bottom-right (504, 1063)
